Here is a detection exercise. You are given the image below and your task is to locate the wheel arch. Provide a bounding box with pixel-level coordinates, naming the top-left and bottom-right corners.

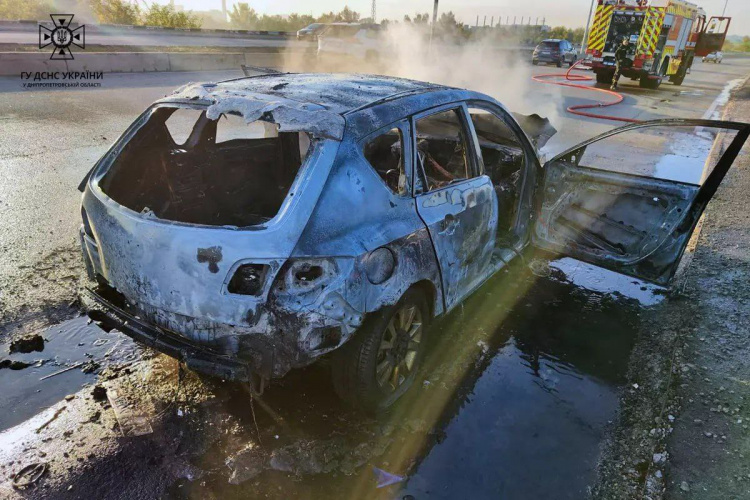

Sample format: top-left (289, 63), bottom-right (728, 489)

top-left (410, 279), bottom-right (439, 323)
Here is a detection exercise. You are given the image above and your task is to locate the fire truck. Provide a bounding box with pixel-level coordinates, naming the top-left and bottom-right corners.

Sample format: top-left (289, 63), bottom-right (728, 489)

top-left (586, 0), bottom-right (731, 89)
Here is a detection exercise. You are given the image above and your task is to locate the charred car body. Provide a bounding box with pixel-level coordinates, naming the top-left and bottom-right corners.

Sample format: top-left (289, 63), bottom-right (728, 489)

top-left (79, 73), bottom-right (749, 410)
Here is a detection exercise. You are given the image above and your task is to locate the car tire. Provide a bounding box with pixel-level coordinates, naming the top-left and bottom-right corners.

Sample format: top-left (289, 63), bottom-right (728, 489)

top-left (556, 59), bottom-right (563, 68)
top-left (532, 60), bottom-right (539, 66)
top-left (330, 288), bottom-right (430, 413)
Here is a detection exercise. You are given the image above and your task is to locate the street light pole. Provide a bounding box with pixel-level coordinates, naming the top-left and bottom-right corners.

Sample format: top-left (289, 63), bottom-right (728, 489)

top-left (430, 0), bottom-right (439, 51)
top-left (580, 0), bottom-right (596, 55)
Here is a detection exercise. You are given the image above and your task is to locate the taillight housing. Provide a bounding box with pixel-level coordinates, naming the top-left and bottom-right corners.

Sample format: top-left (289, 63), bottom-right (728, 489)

top-left (228, 264), bottom-right (269, 296)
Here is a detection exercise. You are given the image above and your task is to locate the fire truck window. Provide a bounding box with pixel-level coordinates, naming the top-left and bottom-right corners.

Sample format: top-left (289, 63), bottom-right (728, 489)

top-left (605, 13), bottom-right (645, 53)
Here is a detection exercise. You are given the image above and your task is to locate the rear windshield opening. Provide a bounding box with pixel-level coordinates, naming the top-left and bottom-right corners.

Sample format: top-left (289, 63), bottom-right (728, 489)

top-left (99, 106), bottom-right (312, 227)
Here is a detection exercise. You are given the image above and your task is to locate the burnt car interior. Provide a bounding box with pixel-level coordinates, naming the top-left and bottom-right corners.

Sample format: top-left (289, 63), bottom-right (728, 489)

top-left (414, 109), bottom-right (470, 191)
top-left (363, 109), bottom-right (528, 241)
top-left (99, 107), bottom-right (311, 227)
top-left (363, 127), bottom-right (408, 195)
top-left (535, 122), bottom-right (749, 283)
top-left (468, 110), bottom-right (527, 237)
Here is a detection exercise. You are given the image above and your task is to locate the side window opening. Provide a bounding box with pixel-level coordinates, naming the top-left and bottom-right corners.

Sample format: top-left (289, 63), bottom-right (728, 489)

top-left (363, 127), bottom-right (408, 196)
top-left (415, 109), bottom-right (471, 191)
top-left (468, 108), bottom-right (527, 234)
top-left (164, 108), bottom-right (203, 146)
top-left (99, 106), bottom-right (314, 227)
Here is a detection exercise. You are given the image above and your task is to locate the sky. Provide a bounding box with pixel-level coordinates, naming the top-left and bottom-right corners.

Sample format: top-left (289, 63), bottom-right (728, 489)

top-left (169, 0), bottom-right (747, 36)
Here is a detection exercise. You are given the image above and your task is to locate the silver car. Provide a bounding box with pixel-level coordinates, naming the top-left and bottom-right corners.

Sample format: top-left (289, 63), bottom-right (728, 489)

top-left (702, 51), bottom-right (723, 63)
top-left (78, 73), bottom-right (749, 411)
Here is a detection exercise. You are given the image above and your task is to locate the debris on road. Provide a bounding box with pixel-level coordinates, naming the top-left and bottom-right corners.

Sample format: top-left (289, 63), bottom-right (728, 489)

top-left (9, 333), bottom-right (45, 353)
top-left (0, 359), bottom-right (34, 370)
top-left (106, 386), bottom-right (154, 437)
top-left (11, 462), bottom-right (48, 489)
top-left (39, 361), bottom-right (84, 380)
top-left (226, 444), bottom-right (267, 484)
top-left (35, 406), bottom-right (67, 434)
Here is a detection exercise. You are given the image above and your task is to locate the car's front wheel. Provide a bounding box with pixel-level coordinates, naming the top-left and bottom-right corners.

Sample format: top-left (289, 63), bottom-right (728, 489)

top-left (331, 288), bottom-right (429, 412)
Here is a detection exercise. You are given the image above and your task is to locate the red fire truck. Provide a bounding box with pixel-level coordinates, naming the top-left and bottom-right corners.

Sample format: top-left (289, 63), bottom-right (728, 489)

top-left (586, 0), bottom-right (731, 89)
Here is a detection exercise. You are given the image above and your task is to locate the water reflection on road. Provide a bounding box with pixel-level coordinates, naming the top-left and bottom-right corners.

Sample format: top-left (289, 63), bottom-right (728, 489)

top-left (171, 260), bottom-right (643, 499)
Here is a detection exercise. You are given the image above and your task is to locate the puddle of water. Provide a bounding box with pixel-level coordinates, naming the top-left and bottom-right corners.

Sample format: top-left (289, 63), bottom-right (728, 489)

top-left (550, 257), bottom-right (665, 306)
top-left (167, 262), bottom-right (641, 499)
top-left (0, 316), bottom-right (140, 431)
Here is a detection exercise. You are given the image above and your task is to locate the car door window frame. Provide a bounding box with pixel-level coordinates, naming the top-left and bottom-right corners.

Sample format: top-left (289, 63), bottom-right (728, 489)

top-left (465, 100), bottom-right (540, 235)
top-left (359, 120), bottom-right (413, 197)
top-left (410, 103), bottom-right (483, 196)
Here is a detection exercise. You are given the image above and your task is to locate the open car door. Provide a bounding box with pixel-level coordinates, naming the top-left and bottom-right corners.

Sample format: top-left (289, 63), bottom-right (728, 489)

top-left (533, 119), bottom-right (750, 285)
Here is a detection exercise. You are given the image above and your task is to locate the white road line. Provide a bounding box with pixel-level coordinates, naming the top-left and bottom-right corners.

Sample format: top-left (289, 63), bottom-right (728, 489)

top-left (701, 78), bottom-right (745, 120)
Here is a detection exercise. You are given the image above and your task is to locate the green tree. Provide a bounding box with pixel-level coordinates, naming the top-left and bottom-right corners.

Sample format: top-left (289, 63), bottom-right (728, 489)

top-left (141, 3), bottom-right (201, 29)
top-left (404, 13), bottom-right (429, 24)
top-left (0, 0), bottom-right (53, 20)
top-left (89, 0), bottom-right (139, 25)
top-left (229, 2), bottom-right (258, 29)
top-left (318, 6), bottom-right (360, 23)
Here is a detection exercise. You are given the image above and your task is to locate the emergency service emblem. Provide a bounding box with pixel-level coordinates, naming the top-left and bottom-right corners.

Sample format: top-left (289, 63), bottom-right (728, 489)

top-left (39, 14), bottom-right (85, 60)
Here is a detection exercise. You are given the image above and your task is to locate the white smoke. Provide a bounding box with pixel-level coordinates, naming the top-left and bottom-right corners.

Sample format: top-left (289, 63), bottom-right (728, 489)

top-left (280, 23), bottom-right (565, 126)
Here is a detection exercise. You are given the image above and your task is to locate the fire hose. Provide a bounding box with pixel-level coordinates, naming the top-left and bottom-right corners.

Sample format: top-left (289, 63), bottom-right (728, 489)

top-left (531, 59), bottom-right (642, 124)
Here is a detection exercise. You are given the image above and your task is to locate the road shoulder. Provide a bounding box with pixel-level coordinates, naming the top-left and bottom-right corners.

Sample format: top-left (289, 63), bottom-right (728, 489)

top-left (592, 77), bottom-right (750, 499)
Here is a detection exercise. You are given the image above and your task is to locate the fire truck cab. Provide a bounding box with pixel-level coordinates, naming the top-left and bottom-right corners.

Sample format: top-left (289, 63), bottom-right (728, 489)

top-left (586, 0), bottom-right (731, 90)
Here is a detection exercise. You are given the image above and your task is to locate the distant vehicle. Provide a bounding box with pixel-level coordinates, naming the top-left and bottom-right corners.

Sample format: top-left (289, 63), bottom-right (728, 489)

top-left (296, 23), bottom-right (326, 41)
top-left (532, 39), bottom-right (578, 68)
top-left (703, 51), bottom-right (723, 63)
top-left (317, 23), bottom-right (383, 62)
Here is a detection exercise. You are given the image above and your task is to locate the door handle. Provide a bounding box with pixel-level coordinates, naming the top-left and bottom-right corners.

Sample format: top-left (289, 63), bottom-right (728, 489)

top-left (439, 214), bottom-right (458, 234)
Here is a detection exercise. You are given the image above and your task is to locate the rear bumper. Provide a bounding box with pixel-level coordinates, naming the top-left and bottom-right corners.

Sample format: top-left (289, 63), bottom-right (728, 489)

top-left (533, 54), bottom-right (562, 63)
top-left (82, 286), bottom-right (253, 382)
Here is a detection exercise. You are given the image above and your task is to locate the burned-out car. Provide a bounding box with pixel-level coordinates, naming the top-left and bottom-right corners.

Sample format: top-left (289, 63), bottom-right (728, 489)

top-left (79, 73), bottom-right (749, 411)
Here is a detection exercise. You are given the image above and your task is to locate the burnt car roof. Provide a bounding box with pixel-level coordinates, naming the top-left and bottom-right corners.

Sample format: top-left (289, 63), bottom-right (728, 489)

top-left (164, 73), bottom-right (494, 141)
top-left (204, 73), bottom-right (448, 115)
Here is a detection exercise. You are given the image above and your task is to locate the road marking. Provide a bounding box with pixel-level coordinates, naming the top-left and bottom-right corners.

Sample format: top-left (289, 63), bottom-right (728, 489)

top-left (701, 78), bottom-right (744, 120)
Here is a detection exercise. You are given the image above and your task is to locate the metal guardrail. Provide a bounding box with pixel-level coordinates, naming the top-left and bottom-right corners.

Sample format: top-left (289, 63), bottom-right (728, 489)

top-left (0, 19), bottom-right (295, 37)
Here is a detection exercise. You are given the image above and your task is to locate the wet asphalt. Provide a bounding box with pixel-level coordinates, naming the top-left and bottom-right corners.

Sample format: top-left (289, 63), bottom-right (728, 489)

top-left (1, 55), bottom-right (749, 498)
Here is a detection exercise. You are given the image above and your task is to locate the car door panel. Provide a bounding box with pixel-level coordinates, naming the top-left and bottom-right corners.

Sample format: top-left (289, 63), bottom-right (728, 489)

top-left (412, 105), bottom-right (498, 310)
top-left (533, 119), bottom-right (750, 285)
top-left (418, 178), bottom-right (497, 308)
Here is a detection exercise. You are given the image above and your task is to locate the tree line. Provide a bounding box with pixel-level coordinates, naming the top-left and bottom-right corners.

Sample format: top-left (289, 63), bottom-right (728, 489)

top-left (0, 0), bottom-right (589, 47)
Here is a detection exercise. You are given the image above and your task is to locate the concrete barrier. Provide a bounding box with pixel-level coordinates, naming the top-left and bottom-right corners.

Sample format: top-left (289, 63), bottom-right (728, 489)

top-left (0, 51), bottom-right (281, 76)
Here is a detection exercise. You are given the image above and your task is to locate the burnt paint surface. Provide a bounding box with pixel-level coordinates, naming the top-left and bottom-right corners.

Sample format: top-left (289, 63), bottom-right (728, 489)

top-left (197, 246), bottom-right (223, 274)
top-left (536, 118), bottom-right (750, 285)
top-left (416, 177), bottom-right (498, 309)
top-left (79, 74), bottom-right (536, 379)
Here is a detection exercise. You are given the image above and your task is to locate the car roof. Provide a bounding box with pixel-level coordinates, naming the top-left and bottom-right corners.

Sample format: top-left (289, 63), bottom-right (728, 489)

top-left (541, 39), bottom-right (562, 43)
top-left (213, 73), bottom-right (448, 116)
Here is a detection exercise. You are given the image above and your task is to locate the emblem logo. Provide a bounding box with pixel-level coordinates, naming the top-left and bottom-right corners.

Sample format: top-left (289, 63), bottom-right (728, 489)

top-left (39, 14), bottom-right (85, 60)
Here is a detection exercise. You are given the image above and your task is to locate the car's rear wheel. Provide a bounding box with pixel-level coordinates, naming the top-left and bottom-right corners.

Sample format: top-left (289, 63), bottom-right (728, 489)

top-left (331, 288), bottom-right (429, 412)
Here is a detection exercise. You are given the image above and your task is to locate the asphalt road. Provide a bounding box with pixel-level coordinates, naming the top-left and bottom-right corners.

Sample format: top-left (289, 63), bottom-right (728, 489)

top-left (0, 23), bottom-right (312, 48)
top-left (0, 54), bottom-right (748, 498)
